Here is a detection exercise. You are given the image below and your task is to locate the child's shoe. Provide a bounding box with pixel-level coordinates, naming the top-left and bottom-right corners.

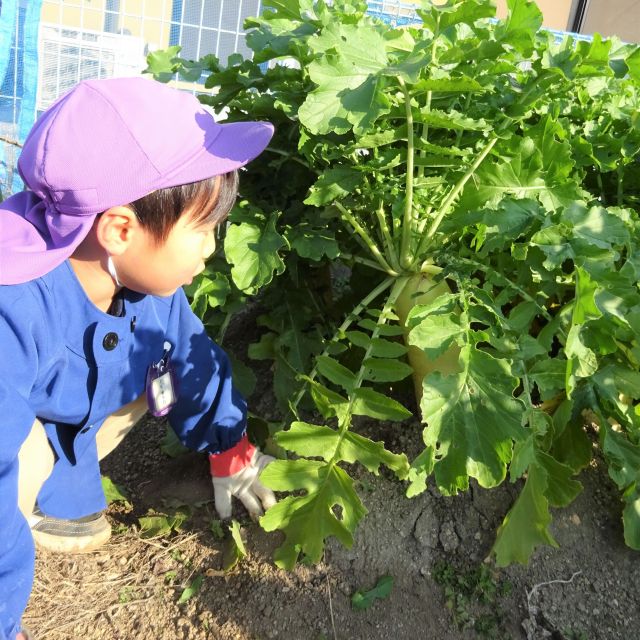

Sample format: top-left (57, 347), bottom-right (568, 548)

top-left (29, 509), bottom-right (111, 553)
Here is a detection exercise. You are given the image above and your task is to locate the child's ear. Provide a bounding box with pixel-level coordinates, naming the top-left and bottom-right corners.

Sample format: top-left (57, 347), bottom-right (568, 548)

top-left (95, 206), bottom-right (139, 255)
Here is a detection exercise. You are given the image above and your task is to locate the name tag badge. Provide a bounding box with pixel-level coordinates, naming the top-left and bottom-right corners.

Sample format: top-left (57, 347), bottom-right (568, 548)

top-left (146, 342), bottom-right (178, 417)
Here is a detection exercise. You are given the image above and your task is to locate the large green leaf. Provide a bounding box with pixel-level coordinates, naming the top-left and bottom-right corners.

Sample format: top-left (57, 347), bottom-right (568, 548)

top-left (225, 214), bottom-right (287, 294)
top-left (495, 0), bottom-right (542, 55)
top-left (408, 312), bottom-right (464, 359)
top-left (299, 22), bottom-right (390, 134)
top-left (305, 167), bottom-right (363, 206)
top-left (420, 346), bottom-right (524, 493)
top-left (286, 223), bottom-right (340, 260)
top-left (623, 481), bottom-right (640, 550)
top-left (457, 136), bottom-right (580, 213)
top-left (274, 421), bottom-right (408, 476)
top-left (352, 387), bottom-right (412, 421)
top-left (417, 0), bottom-right (495, 33)
top-left (493, 463), bottom-right (558, 566)
top-left (260, 461), bottom-right (368, 568)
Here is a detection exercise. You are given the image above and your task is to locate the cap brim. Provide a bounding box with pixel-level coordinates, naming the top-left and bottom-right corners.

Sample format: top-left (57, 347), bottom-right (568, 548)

top-left (161, 120), bottom-right (274, 188)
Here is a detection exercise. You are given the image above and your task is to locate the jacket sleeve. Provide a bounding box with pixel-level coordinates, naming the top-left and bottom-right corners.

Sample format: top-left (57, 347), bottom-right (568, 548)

top-left (0, 291), bottom-right (43, 640)
top-left (164, 289), bottom-right (247, 455)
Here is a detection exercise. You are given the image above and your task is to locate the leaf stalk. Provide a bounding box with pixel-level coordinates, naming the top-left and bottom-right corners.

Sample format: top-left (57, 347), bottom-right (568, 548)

top-left (414, 136), bottom-right (498, 263)
top-left (334, 202), bottom-right (399, 276)
top-left (399, 77), bottom-right (416, 269)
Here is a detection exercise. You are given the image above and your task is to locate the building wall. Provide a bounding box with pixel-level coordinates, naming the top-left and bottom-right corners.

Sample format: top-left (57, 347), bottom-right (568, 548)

top-left (579, 0), bottom-right (640, 43)
top-left (495, 0), bottom-right (640, 42)
top-left (494, 0), bottom-right (579, 31)
top-left (35, 1), bottom-right (261, 112)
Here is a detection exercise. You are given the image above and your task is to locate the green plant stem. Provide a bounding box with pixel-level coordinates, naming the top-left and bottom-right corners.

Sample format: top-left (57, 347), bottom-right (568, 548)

top-left (265, 147), bottom-right (317, 172)
top-left (450, 255), bottom-right (567, 341)
top-left (290, 276), bottom-right (397, 413)
top-left (399, 77), bottom-right (416, 270)
top-left (597, 173), bottom-right (606, 205)
top-left (414, 137), bottom-right (497, 263)
top-left (334, 202), bottom-right (399, 276)
top-left (340, 252), bottom-right (389, 273)
top-left (330, 279), bottom-right (407, 461)
top-left (217, 312), bottom-right (233, 345)
top-left (455, 93), bottom-right (472, 147)
top-left (418, 25), bottom-right (439, 178)
top-left (617, 164), bottom-right (624, 206)
top-left (375, 200), bottom-right (403, 273)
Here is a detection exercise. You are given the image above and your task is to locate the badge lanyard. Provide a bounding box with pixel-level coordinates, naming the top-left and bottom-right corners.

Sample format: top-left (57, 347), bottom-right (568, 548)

top-left (146, 341), bottom-right (178, 417)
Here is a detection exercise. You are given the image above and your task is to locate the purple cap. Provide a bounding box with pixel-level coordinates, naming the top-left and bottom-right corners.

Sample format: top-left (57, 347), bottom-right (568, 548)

top-left (0, 77), bottom-right (274, 284)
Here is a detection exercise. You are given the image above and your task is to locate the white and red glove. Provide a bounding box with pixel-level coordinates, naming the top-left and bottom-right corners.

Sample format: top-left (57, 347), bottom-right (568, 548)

top-left (209, 435), bottom-right (276, 520)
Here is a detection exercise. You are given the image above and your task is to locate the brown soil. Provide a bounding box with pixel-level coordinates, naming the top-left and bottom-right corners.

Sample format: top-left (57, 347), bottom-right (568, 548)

top-left (23, 312), bottom-right (640, 640)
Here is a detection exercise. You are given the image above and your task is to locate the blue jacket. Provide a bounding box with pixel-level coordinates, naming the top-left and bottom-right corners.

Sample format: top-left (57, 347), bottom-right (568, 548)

top-left (0, 261), bottom-right (246, 640)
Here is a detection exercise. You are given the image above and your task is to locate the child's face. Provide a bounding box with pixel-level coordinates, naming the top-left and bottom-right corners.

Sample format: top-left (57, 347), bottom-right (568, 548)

top-left (116, 211), bottom-right (217, 297)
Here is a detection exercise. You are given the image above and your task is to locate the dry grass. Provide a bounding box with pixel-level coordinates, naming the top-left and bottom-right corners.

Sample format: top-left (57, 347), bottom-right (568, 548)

top-left (24, 531), bottom-right (202, 639)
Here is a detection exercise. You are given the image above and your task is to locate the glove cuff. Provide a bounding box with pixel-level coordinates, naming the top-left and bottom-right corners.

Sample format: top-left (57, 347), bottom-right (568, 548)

top-left (209, 434), bottom-right (256, 477)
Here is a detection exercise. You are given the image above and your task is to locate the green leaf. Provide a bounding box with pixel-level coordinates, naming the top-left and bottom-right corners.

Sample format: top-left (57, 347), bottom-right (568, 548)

top-left (496, 0), bottom-right (543, 55)
top-left (228, 354), bottom-right (257, 398)
top-left (223, 519), bottom-right (247, 572)
top-left (550, 401), bottom-right (593, 473)
top-left (602, 424), bottom-right (640, 490)
top-left (418, 108), bottom-right (488, 132)
top-left (177, 574), bottom-right (204, 605)
top-left (414, 77), bottom-right (485, 94)
top-left (565, 325), bottom-right (598, 394)
top-left (623, 482), bottom-right (640, 550)
top-left (418, 0), bottom-right (496, 33)
top-left (358, 318), bottom-right (405, 336)
top-left (573, 267), bottom-right (602, 324)
top-left (528, 360), bottom-right (566, 401)
top-left (304, 377), bottom-right (350, 419)
top-left (210, 519), bottom-right (225, 541)
top-left (316, 355), bottom-right (357, 391)
top-left (304, 167), bottom-right (363, 207)
top-left (299, 22), bottom-right (390, 134)
top-left (408, 312), bottom-right (464, 359)
top-left (406, 447), bottom-right (435, 498)
top-left (536, 451), bottom-right (583, 508)
top-left (274, 422), bottom-right (408, 477)
top-left (185, 270), bottom-right (231, 311)
top-left (138, 510), bottom-right (189, 538)
top-left (458, 137), bottom-right (581, 213)
top-left (340, 431), bottom-right (409, 477)
top-left (421, 346), bottom-right (524, 494)
top-left (346, 331), bottom-right (407, 357)
top-left (285, 223), bottom-right (340, 260)
top-left (275, 422), bottom-right (342, 461)
top-left (493, 463), bottom-right (558, 566)
top-left (625, 47), bottom-right (640, 83)
top-left (362, 358), bottom-right (414, 383)
top-left (260, 462), bottom-right (368, 568)
top-left (160, 425), bottom-right (190, 459)
top-left (352, 387), bottom-right (412, 421)
top-left (101, 476), bottom-right (129, 505)
top-left (351, 575), bottom-right (394, 610)
top-left (144, 45), bottom-right (182, 81)
top-left (225, 213), bottom-right (287, 294)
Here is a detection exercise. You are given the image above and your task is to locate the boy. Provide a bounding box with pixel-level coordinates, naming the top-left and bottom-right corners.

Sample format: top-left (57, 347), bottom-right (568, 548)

top-left (0, 77), bottom-right (276, 640)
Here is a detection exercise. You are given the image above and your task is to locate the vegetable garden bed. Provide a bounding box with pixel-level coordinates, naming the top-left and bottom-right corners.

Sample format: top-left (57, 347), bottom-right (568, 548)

top-left (145, 0), bottom-right (640, 568)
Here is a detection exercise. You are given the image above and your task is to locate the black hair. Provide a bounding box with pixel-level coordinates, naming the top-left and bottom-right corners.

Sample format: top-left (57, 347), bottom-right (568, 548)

top-left (128, 170), bottom-right (239, 244)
